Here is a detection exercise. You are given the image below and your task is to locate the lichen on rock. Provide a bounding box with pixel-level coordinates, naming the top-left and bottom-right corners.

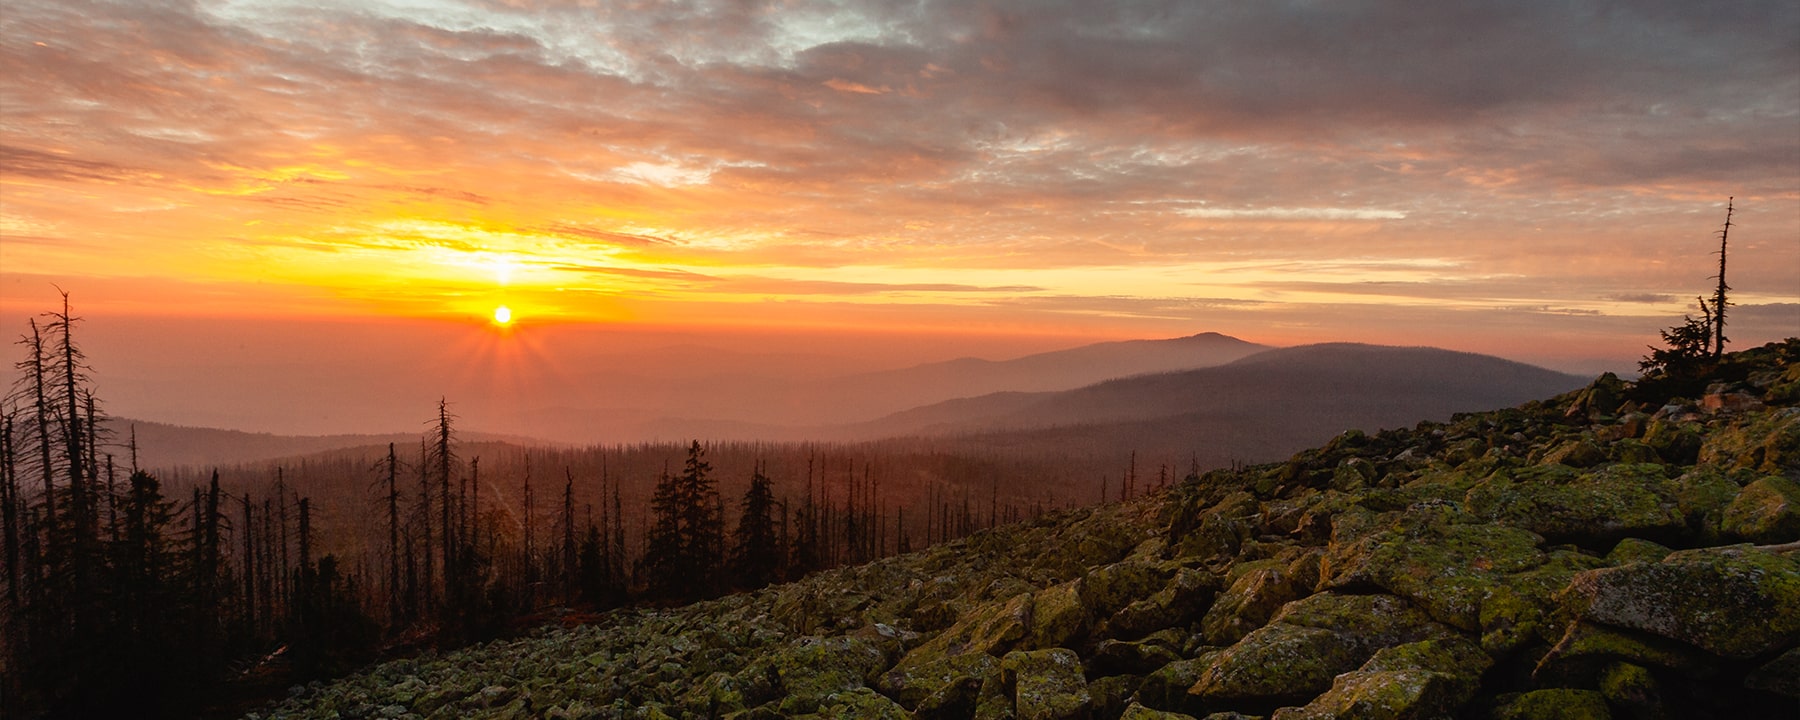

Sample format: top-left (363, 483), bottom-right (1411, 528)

top-left (1723, 475), bottom-right (1800, 543)
top-left (1557, 545), bottom-right (1800, 659)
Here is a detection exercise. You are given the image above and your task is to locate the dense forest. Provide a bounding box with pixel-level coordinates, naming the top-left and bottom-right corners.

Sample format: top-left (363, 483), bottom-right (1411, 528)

top-left (0, 298), bottom-right (1183, 719)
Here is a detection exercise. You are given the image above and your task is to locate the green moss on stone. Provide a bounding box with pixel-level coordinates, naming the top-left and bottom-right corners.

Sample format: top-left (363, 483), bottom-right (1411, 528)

top-left (1029, 580), bottom-right (1087, 649)
top-left (1321, 515), bottom-right (1547, 631)
top-left (1699, 408), bottom-right (1800, 475)
top-left (1271, 636), bottom-right (1492, 720)
top-left (1723, 476), bottom-right (1800, 543)
top-left (878, 651), bottom-right (998, 710)
top-left (1560, 546), bottom-right (1800, 659)
top-left (1001, 648), bottom-right (1091, 720)
top-left (1605, 538), bottom-right (1671, 566)
top-left (1491, 689), bottom-right (1612, 720)
top-left (1120, 702), bottom-right (1201, 719)
top-left (1081, 560), bottom-right (1175, 619)
top-left (1597, 662), bottom-right (1665, 718)
top-left (1464, 465), bottom-right (1685, 546)
top-left (816, 687), bottom-right (909, 719)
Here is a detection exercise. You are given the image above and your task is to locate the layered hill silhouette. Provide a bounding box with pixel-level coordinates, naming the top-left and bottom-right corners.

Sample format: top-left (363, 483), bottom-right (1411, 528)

top-left (836, 344), bottom-right (1588, 466)
top-left (248, 340), bottom-right (1800, 719)
top-left (526, 331), bottom-right (1268, 442)
top-left (100, 419), bottom-right (545, 471)
top-left (112, 340), bottom-right (1584, 470)
top-left (813, 331), bottom-right (1268, 418)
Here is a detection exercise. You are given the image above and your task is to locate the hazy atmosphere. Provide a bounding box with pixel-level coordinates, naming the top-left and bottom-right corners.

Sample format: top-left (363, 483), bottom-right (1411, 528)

top-left (3, 1), bottom-right (1798, 440)
top-left (4, 3), bottom-right (1800, 720)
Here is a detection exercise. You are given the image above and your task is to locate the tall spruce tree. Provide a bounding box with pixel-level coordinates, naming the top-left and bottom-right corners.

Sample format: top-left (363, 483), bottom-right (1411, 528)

top-left (640, 441), bottom-right (724, 600)
top-left (730, 463), bottom-right (782, 590)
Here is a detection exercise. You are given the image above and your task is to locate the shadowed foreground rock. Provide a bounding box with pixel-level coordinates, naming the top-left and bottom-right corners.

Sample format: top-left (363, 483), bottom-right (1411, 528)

top-left (245, 341), bottom-right (1800, 720)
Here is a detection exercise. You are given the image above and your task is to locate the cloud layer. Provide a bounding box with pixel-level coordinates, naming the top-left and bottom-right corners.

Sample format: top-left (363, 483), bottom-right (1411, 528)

top-left (2, 0), bottom-right (1797, 364)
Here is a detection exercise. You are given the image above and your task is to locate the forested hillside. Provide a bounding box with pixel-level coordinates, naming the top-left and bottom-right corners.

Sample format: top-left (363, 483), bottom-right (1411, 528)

top-left (241, 339), bottom-right (1800, 719)
top-left (5, 297), bottom-right (1790, 720)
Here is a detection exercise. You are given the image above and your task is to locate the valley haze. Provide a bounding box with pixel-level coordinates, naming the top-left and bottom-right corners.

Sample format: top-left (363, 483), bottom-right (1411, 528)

top-left (91, 332), bottom-right (1587, 472)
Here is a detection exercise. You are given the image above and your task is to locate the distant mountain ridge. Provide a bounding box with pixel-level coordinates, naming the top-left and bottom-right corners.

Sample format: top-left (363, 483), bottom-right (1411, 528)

top-left (838, 344), bottom-right (1589, 464)
top-left (518, 331), bottom-right (1269, 441)
top-left (106, 339), bottom-right (1587, 469)
top-left (100, 419), bottom-right (546, 471)
top-left (250, 343), bottom-right (1800, 720)
top-left (818, 331), bottom-right (1268, 411)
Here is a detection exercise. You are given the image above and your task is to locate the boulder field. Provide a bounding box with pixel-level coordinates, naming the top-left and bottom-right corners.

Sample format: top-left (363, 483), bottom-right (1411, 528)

top-left (247, 341), bottom-right (1800, 719)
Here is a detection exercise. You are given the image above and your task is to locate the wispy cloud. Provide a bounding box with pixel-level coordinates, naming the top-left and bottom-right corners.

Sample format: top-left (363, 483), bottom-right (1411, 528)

top-left (0, 0), bottom-right (1794, 357)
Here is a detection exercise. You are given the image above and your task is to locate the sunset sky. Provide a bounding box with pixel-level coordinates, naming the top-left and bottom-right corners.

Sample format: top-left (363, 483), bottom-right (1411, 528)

top-left (2, 1), bottom-right (1798, 433)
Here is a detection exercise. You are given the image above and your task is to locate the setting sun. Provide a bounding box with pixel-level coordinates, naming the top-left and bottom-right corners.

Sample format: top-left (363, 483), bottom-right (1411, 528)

top-left (493, 305), bottom-right (513, 325)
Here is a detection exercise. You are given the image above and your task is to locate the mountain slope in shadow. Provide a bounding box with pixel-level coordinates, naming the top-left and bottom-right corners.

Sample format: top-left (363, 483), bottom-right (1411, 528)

top-left (100, 419), bottom-right (546, 471)
top-left (845, 344), bottom-right (1590, 463)
top-left (540, 332), bottom-right (1269, 441)
top-left (815, 331), bottom-right (1267, 415)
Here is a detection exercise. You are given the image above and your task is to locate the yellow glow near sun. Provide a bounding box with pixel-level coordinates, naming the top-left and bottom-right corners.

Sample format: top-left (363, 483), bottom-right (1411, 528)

top-left (493, 305), bottom-right (513, 325)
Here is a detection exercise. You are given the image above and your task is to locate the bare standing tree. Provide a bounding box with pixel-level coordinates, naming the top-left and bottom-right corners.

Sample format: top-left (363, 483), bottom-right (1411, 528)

top-left (1710, 197), bottom-right (1733, 359)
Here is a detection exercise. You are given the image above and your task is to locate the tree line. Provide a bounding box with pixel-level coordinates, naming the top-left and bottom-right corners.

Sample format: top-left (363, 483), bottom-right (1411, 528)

top-left (0, 297), bottom-right (1177, 718)
top-left (0, 295), bottom-right (372, 718)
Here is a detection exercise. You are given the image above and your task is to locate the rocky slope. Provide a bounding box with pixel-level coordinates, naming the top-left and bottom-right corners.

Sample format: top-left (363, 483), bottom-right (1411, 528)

top-left (245, 341), bottom-right (1800, 720)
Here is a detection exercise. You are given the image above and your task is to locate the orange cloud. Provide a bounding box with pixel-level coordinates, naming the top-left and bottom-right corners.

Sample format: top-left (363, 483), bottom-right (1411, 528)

top-left (0, 0), bottom-right (1793, 365)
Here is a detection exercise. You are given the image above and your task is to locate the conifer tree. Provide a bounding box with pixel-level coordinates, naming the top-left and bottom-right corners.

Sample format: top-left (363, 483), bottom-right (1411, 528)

top-left (730, 463), bottom-right (782, 590)
top-left (1641, 199), bottom-right (1738, 383)
top-left (641, 441), bottom-right (724, 600)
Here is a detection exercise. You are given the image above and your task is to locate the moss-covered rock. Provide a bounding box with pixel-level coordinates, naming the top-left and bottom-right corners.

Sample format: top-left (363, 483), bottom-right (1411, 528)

top-left (1644, 419), bottom-right (1704, 465)
top-left (1605, 538), bottom-right (1672, 566)
top-left (1138, 656), bottom-right (1214, 715)
top-left (1201, 552), bottom-right (1320, 646)
top-left (1169, 492), bottom-right (1260, 561)
top-left (1088, 674), bottom-right (1142, 719)
top-left (1609, 438), bottom-right (1661, 464)
top-left (1001, 648), bottom-right (1091, 720)
top-left (1465, 464), bottom-right (1688, 547)
top-left (769, 635), bottom-right (889, 714)
top-left (1490, 689), bottom-right (1612, 720)
top-left (1321, 512), bottom-right (1546, 631)
top-left (817, 687), bottom-right (910, 719)
top-left (1189, 593), bottom-right (1450, 706)
top-left (1092, 637), bottom-right (1182, 676)
top-left (1270, 636), bottom-right (1491, 720)
top-left (1669, 468), bottom-right (1743, 542)
top-left (890, 591), bottom-right (1033, 684)
top-left (1334, 458), bottom-right (1378, 492)
top-left (1029, 580), bottom-right (1087, 649)
top-left (1597, 662), bottom-right (1667, 720)
top-left (1543, 439), bottom-right (1608, 468)
top-left (679, 671), bottom-right (751, 716)
top-left (1559, 546), bottom-right (1800, 659)
top-left (1081, 559), bottom-right (1175, 620)
top-left (878, 650), bottom-right (998, 710)
top-left (1107, 567), bottom-right (1222, 640)
top-left (1699, 408), bottom-right (1800, 475)
top-left (1536, 621), bottom-right (1711, 683)
top-left (242, 343), bottom-right (1800, 720)
top-left (1723, 476), bottom-right (1800, 543)
top-left (1189, 623), bottom-right (1359, 705)
top-left (1120, 703), bottom-right (1201, 719)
